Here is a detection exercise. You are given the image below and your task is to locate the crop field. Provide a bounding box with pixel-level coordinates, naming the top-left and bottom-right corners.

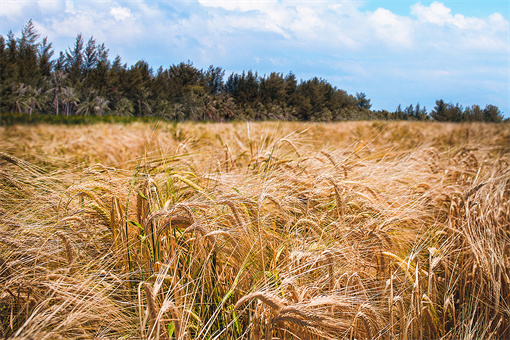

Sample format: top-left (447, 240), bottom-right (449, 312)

top-left (0, 121), bottom-right (509, 339)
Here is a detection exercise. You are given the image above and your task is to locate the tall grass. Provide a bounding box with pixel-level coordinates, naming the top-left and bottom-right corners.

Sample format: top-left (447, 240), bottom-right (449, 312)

top-left (0, 112), bottom-right (164, 126)
top-left (0, 121), bottom-right (509, 339)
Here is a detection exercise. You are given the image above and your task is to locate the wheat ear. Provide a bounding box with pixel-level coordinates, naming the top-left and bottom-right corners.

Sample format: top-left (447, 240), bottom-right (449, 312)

top-left (56, 231), bottom-right (75, 266)
top-left (235, 292), bottom-right (287, 311)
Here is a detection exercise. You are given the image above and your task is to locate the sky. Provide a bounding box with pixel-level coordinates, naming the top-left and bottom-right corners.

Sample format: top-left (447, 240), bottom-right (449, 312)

top-left (1, 0), bottom-right (509, 117)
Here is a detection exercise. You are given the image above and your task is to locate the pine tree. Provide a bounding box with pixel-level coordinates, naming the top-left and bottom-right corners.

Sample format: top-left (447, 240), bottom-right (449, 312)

top-left (65, 34), bottom-right (84, 85)
top-left (17, 20), bottom-right (40, 86)
top-left (38, 37), bottom-right (54, 79)
top-left (356, 92), bottom-right (372, 110)
top-left (430, 99), bottom-right (448, 121)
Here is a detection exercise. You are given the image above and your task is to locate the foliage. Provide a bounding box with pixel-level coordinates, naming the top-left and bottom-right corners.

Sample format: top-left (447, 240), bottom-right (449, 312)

top-left (0, 21), bottom-right (505, 122)
top-left (429, 100), bottom-right (503, 122)
top-left (0, 111), bottom-right (159, 125)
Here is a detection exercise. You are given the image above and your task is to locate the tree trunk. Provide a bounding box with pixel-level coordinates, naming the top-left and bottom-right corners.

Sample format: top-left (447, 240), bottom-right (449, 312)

top-left (54, 91), bottom-right (59, 115)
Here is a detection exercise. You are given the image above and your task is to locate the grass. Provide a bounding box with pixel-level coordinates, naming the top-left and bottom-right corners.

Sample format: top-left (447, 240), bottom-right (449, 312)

top-left (0, 112), bottom-right (167, 126)
top-left (0, 120), bottom-right (509, 339)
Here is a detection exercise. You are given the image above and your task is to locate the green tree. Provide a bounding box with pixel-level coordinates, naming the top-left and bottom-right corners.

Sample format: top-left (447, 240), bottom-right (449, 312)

top-left (3, 32), bottom-right (19, 84)
top-left (60, 87), bottom-right (79, 116)
top-left (49, 70), bottom-right (66, 115)
top-left (430, 99), bottom-right (448, 121)
top-left (38, 37), bottom-right (54, 79)
top-left (225, 70), bottom-right (259, 107)
top-left (65, 34), bottom-right (84, 85)
top-left (204, 65), bottom-right (224, 95)
top-left (106, 55), bottom-right (126, 104)
top-left (137, 87), bottom-right (152, 116)
top-left (356, 92), bottom-right (372, 110)
top-left (259, 72), bottom-right (286, 106)
top-left (404, 104), bottom-right (414, 120)
top-left (114, 97), bottom-right (135, 116)
top-left (94, 96), bottom-right (110, 115)
top-left (329, 89), bottom-right (357, 120)
top-left (83, 36), bottom-right (97, 73)
top-left (24, 85), bottom-right (45, 115)
top-left (297, 77), bottom-right (336, 121)
top-left (414, 103), bottom-right (428, 120)
top-left (82, 37), bottom-right (111, 97)
top-left (125, 60), bottom-right (153, 115)
top-left (0, 35), bottom-right (7, 112)
top-left (449, 103), bottom-right (463, 122)
top-left (465, 104), bottom-right (484, 121)
top-left (167, 61), bottom-right (204, 103)
top-left (13, 83), bottom-right (28, 113)
top-left (77, 94), bottom-right (95, 116)
top-left (17, 20), bottom-right (40, 86)
top-left (483, 105), bottom-right (503, 122)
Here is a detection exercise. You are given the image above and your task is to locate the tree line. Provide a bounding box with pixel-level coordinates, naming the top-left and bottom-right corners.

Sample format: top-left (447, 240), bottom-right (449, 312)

top-left (0, 20), bottom-right (505, 122)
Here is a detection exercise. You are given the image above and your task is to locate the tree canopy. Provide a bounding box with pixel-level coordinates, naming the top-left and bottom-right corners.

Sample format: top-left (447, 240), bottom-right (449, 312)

top-left (0, 21), bottom-right (505, 123)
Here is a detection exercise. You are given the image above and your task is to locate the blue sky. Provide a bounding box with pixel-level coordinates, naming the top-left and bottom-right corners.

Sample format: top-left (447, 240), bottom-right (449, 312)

top-left (1, 0), bottom-right (509, 117)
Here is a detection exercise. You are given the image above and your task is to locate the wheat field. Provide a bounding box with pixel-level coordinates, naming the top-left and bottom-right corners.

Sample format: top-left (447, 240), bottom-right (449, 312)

top-left (0, 121), bottom-right (509, 339)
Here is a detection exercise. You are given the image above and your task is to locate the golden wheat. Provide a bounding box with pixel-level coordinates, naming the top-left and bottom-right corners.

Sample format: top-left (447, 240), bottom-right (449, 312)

top-left (0, 121), bottom-right (508, 339)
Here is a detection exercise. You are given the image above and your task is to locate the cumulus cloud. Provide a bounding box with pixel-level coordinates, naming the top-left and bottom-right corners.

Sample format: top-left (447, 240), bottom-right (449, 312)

top-left (198, 0), bottom-right (279, 12)
top-left (36, 0), bottom-right (64, 16)
top-left (3, 0), bottom-right (508, 58)
top-left (64, 0), bottom-right (75, 14)
top-left (411, 1), bottom-right (503, 31)
top-left (369, 8), bottom-right (414, 47)
top-left (410, 1), bottom-right (508, 52)
top-left (195, 1), bottom-right (368, 52)
top-left (411, 2), bottom-right (453, 26)
top-left (111, 6), bottom-right (132, 22)
top-left (268, 1), bottom-right (508, 53)
top-left (488, 13), bottom-right (509, 32)
top-left (0, 0), bottom-right (28, 18)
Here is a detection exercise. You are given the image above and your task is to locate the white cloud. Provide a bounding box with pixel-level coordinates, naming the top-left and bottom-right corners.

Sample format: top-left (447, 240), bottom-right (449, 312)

top-left (3, 0), bottom-right (507, 58)
top-left (369, 8), bottom-right (414, 47)
top-left (111, 6), bottom-right (132, 21)
top-left (411, 1), bottom-right (498, 31)
top-left (194, 2), bottom-right (416, 51)
top-left (0, 0), bottom-right (28, 18)
top-left (198, 0), bottom-right (278, 12)
top-left (137, 3), bottom-right (165, 20)
top-left (287, 6), bottom-right (324, 39)
top-left (409, 1), bottom-right (508, 52)
top-left (29, 1), bottom-right (145, 55)
top-left (65, 0), bottom-right (75, 14)
top-left (196, 1), bottom-right (366, 47)
top-left (193, 1), bottom-right (509, 56)
top-left (489, 13), bottom-right (509, 32)
top-left (411, 2), bottom-right (452, 26)
top-left (46, 12), bottom-right (98, 38)
top-left (37, 0), bottom-right (64, 16)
